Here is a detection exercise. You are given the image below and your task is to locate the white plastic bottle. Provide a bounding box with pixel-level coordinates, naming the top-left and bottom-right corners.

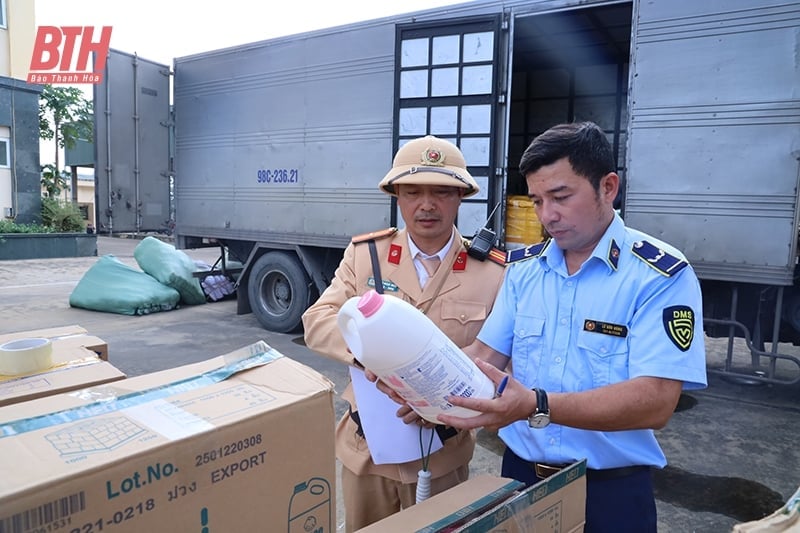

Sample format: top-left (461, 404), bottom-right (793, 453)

top-left (337, 289), bottom-right (495, 423)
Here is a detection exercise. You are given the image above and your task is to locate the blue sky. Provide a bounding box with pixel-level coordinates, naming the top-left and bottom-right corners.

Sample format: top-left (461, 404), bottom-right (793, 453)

top-left (34, 0), bottom-right (466, 66)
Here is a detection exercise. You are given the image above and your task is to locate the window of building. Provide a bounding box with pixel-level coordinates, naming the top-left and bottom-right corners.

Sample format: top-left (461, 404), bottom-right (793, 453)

top-left (0, 0), bottom-right (6, 29)
top-left (0, 139), bottom-right (9, 168)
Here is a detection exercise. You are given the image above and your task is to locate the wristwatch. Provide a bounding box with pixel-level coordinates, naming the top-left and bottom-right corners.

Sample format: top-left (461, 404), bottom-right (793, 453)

top-left (527, 388), bottom-right (550, 429)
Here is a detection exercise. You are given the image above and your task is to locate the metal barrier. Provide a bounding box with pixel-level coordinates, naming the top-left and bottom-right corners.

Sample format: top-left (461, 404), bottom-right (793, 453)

top-left (705, 317), bottom-right (800, 386)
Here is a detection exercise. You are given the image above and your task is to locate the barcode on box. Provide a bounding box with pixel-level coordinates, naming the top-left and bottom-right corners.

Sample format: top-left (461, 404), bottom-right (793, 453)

top-left (0, 492), bottom-right (85, 533)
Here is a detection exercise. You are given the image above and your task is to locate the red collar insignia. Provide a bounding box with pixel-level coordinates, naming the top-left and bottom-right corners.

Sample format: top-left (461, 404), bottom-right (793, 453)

top-left (388, 244), bottom-right (402, 264)
top-left (453, 251), bottom-right (467, 271)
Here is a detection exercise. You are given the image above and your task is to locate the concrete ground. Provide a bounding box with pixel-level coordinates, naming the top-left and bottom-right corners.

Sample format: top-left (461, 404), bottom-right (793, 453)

top-left (1, 235), bottom-right (799, 532)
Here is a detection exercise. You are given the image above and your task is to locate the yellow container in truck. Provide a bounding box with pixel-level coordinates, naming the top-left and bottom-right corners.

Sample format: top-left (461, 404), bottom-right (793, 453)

top-left (505, 195), bottom-right (545, 246)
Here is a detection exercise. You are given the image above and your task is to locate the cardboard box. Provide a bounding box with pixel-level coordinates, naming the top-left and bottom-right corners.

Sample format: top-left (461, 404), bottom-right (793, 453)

top-left (0, 325), bottom-right (109, 361)
top-left (0, 327), bottom-right (123, 407)
top-left (358, 461), bottom-right (586, 533)
top-left (0, 341), bottom-right (337, 533)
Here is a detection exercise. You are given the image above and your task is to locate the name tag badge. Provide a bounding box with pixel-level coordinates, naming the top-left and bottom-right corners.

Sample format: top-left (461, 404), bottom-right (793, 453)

top-left (584, 319), bottom-right (628, 338)
top-left (367, 278), bottom-right (399, 292)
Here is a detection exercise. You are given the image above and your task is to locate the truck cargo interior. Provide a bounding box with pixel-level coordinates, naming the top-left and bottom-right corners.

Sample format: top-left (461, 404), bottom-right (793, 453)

top-left (506, 3), bottom-right (632, 204)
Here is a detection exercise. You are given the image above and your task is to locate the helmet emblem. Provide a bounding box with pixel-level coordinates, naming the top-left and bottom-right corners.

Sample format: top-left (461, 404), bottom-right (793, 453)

top-left (421, 148), bottom-right (446, 167)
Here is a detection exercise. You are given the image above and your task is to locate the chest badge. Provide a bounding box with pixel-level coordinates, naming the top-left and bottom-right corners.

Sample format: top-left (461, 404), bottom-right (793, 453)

top-left (368, 278), bottom-right (399, 292)
top-left (584, 320), bottom-right (628, 337)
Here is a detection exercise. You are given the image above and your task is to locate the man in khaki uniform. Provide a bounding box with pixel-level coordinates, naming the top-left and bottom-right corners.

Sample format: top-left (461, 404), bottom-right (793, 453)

top-left (302, 135), bottom-right (506, 531)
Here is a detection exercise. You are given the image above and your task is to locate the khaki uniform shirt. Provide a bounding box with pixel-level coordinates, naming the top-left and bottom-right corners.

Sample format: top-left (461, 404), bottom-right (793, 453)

top-left (302, 227), bottom-right (505, 483)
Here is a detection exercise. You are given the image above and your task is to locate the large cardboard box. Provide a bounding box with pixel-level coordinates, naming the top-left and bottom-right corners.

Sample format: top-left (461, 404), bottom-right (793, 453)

top-left (0, 326), bottom-right (123, 407)
top-left (0, 325), bottom-right (109, 361)
top-left (358, 461), bottom-right (586, 533)
top-left (0, 341), bottom-right (337, 533)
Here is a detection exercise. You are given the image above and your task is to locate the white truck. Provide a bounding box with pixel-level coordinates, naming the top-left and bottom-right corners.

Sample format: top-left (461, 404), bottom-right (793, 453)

top-left (94, 0), bottom-right (800, 384)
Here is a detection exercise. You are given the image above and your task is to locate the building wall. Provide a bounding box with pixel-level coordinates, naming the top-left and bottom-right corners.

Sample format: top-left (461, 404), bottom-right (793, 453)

top-left (0, 0), bottom-right (42, 224)
top-left (0, 77), bottom-right (42, 223)
top-left (0, 125), bottom-right (9, 216)
top-left (7, 0), bottom-right (35, 80)
top-left (77, 174), bottom-right (95, 228)
top-left (77, 179), bottom-right (92, 203)
top-left (0, 6), bottom-right (8, 76)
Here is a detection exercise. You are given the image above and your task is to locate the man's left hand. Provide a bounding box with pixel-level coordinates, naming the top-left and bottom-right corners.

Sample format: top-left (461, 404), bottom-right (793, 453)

top-left (437, 358), bottom-right (534, 432)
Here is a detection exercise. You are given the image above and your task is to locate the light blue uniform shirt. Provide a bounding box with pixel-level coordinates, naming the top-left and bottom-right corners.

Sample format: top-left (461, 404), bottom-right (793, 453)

top-left (478, 214), bottom-right (707, 469)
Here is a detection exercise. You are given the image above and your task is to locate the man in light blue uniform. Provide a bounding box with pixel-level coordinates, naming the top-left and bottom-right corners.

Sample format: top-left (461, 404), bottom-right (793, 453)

top-left (436, 122), bottom-right (707, 532)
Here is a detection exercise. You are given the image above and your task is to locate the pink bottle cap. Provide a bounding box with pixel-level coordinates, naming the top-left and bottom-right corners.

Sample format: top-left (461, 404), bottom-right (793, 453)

top-left (357, 290), bottom-right (384, 318)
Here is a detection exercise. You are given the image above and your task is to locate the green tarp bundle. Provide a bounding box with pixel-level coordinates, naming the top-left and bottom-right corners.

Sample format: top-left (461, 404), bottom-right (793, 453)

top-left (134, 237), bottom-right (207, 305)
top-left (69, 255), bottom-right (181, 315)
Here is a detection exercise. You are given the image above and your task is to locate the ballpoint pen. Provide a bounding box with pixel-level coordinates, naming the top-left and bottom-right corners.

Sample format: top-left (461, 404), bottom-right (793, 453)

top-left (495, 375), bottom-right (509, 398)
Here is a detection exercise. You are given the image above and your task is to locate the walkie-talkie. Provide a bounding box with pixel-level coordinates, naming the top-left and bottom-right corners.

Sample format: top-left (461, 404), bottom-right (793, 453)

top-left (466, 202), bottom-right (501, 261)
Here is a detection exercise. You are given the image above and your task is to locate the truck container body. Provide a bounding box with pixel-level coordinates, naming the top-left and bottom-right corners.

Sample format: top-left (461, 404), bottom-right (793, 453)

top-left (95, 0), bottom-right (800, 384)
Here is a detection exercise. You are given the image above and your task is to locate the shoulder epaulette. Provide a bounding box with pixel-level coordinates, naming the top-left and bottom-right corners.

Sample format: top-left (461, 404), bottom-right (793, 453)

top-left (459, 238), bottom-right (508, 267)
top-left (487, 247), bottom-right (508, 266)
top-left (506, 240), bottom-right (548, 264)
top-left (352, 227), bottom-right (397, 244)
top-left (631, 240), bottom-right (688, 277)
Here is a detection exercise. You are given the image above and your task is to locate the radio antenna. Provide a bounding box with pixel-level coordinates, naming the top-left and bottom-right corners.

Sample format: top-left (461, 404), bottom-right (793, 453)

top-left (483, 201), bottom-right (501, 227)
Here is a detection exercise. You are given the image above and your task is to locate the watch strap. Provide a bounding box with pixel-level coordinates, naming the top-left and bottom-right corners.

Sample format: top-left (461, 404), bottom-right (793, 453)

top-left (534, 388), bottom-right (549, 415)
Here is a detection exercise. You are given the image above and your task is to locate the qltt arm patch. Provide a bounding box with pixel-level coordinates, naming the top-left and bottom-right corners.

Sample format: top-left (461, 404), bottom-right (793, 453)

top-left (663, 305), bottom-right (695, 351)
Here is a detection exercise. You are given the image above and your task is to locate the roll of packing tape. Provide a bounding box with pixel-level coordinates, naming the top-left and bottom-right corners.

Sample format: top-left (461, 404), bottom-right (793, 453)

top-left (0, 337), bottom-right (54, 375)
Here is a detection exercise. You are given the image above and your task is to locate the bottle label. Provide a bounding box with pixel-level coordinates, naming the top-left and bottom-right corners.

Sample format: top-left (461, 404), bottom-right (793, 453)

top-left (381, 336), bottom-right (489, 419)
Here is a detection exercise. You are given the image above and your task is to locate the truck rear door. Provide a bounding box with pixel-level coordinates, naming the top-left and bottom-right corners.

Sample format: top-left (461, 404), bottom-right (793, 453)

top-left (392, 15), bottom-right (504, 237)
top-left (624, 0), bottom-right (800, 286)
top-left (94, 49), bottom-right (172, 234)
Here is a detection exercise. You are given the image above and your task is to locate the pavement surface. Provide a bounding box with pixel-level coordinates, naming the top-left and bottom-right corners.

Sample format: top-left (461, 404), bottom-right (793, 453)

top-left (1, 235), bottom-right (799, 532)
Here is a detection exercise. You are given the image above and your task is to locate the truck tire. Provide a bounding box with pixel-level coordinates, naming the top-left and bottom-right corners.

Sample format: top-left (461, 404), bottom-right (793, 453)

top-left (247, 251), bottom-right (311, 333)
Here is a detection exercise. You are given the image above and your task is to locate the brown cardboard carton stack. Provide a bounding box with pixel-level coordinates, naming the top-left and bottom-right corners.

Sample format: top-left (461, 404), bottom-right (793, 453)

top-left (0, 325), bottom-right (123, 407)
top-left (358, 461), bottom-right (586, 533)
top-left (0, 325), bottom-right (109, 361)
top-left (0, 341), bottom-right (336, 532)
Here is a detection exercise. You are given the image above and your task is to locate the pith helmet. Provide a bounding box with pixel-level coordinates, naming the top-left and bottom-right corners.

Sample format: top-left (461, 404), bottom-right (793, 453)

top-left (378, 135), bottom-right (480, 198)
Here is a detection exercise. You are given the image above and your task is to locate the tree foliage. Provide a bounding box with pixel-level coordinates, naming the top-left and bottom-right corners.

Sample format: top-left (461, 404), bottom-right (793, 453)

top-left (38, 85), bottom-right (93, 171)
top-left (40, 162), bottom-right (70, 198)
top-left (0, 219), bottom-right (54, 234)
top-left (41, 197), bottom-right (85, 232)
